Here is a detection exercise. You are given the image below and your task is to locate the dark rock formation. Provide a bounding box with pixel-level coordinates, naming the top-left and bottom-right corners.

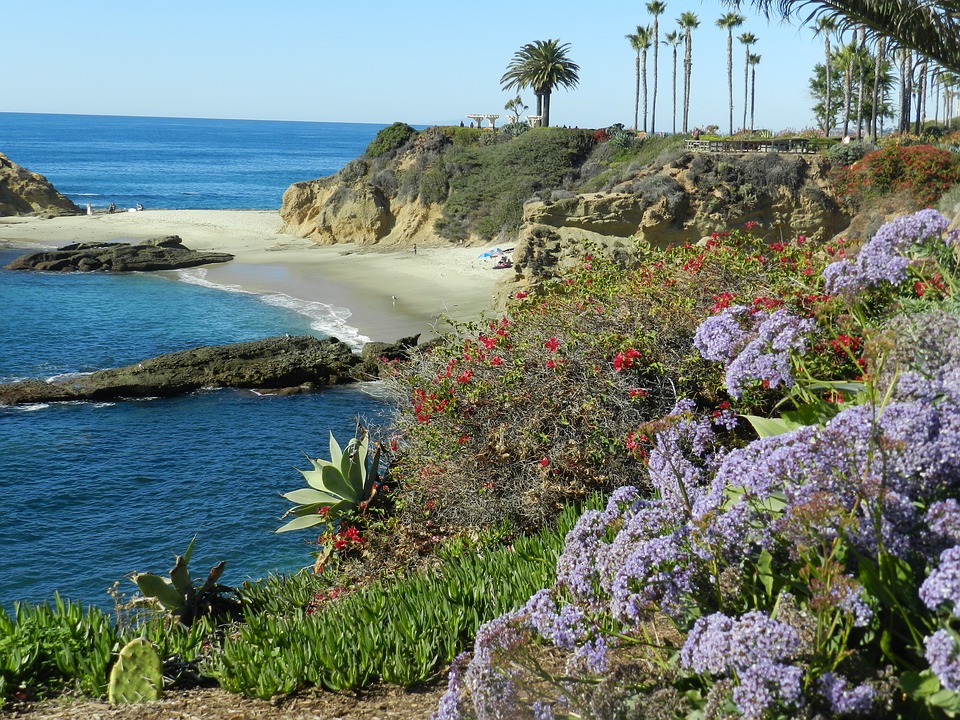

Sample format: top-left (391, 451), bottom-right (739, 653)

top-left (350, 334), bottom-right (422, 380)
top-left (0, 336), bottom-right (361, 405)
top-left (3, 236), bottom-right (234, 272)
top-left (0, 152), bottom-right (82, 217)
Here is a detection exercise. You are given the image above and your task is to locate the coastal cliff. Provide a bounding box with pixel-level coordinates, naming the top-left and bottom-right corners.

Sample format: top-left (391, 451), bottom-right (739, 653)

top-left (279, 126), bottom-right (848, 296)
top-left (0, 152), bottom-right (82, 217)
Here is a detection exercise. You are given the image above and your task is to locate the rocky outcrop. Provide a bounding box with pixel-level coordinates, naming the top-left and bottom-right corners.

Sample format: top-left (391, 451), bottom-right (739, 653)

top-left (0, 152), bottom-right (82, 217)
top-left (499, 151), bottom-right (849, 297)
top-left (0, 336), bottom-right (360, 405)
top-left (280, 176), bottom-right (441, 247)
top-left (3, 236), bottom-right (234, 272)
top-left (0, 334), bottom-right (428, 406)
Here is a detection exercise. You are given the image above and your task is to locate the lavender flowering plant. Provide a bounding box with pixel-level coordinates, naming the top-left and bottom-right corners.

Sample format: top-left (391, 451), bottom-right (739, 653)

top-left (435, 211), bottom-right (960, 720)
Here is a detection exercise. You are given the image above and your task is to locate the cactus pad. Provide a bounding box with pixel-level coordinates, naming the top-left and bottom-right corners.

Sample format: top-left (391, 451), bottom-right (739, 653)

top-left (107, 637), bottom-right (164, 704)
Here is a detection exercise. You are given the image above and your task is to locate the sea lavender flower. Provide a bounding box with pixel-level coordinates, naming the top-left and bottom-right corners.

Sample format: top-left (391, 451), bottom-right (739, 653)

top-left (566, 635), bottom-right (609, 675)
top-left (724, 310), bottom-right (815, 399)
top-left (432, 651), bottom-right (471, 720)
top-left (520, 589), bottom-right (587, 650)
top-left (531, 701), bottom-right (554, 720)
top-left (818, 672), bottom-right (876, 715)
top-left (693, 305), bottom-right (753, 361)
top-left (610, 530), bottom-right (696, 621)
top-left (927, 500), bottom-right (960, 545)
top-left (823, 209), bottom-right (952, 296)
top-left (925, 629), bottom-right (960, 692)
top-left (732, 660), bottom-right (804, 720)
top-left (920, 546), bottom-right (960, 611)
top-left (680, 611), bottom-right (801, 675)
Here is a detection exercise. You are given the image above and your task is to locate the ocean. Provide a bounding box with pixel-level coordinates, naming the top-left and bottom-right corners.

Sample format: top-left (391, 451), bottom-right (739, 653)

top-left (0, 113), bottom-right (395, 610)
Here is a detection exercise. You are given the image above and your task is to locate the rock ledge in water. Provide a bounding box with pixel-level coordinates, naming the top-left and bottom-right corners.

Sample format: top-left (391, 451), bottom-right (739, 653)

top-left (3, 236), bottom-right (234, 271)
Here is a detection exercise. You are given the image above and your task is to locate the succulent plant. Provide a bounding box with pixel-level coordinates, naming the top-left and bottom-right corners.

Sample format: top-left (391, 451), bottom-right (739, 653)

top-left (107, 637), bottom-right (163, 704)
top-left (131, 536), bottom-right (240, 627)
top-left (277, 430), bottom-right (382, 533)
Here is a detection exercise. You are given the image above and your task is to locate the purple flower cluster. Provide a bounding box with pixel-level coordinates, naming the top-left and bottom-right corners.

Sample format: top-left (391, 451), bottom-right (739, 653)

top-left (693, 306), bottom-right (814, 398)
top-left (818, 672), bottom-right (876, 715)
top-left (921, 546), bottom-right (960, 611)
top-left (681, 611), bottom-right (803, 719)
top-left (823, 208), bottom-right (952, 296)
top-left (925, 629), bottom-right (960, 692)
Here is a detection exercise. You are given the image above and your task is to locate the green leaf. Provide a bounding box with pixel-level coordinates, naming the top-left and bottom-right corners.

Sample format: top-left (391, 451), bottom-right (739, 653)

top-left (742, 415), bottom-right (802, 438)
top-left (319, 464), bottom-right (358, 502)
top-left (169, 553), bottom-right (193, 596)
top-left (281, 488), bottom-right (343, 505)
top-left (133, 573), bottom-right (184, 610)
top-left (328, 432), bottom-right (344, 469)
top-left (276, 514), bottom-right (327, 533)
top-left (756, 548), bottom-right (775, 599)
top-left (929, 688), bottom-right (960, 715)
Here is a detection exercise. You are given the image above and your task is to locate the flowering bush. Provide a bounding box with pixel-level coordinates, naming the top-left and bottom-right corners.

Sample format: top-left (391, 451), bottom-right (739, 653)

top-left (433, 210), bottom-right (960, 719)
top-left (832, 144), bottom-right (960, 210)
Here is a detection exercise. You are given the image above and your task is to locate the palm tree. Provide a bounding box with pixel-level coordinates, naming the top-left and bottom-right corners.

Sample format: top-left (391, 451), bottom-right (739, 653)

top-left (836, 40), bottom-right (858, 137)
top-left (500, 39), bottom-right (580, 128)
top-left (749, 53), bottom-right (761, 130)
top-left (717, 12), bottom-right (745, 135)
top-left (626, 26), bottom-right (653, 132)
top-left (870, 35), bottom-right (886, 141)
top-left (855, 27), bottom-right (867, 138)
top-left (678, 12), bottom-right (700, 133)
top-left (739, 32), bottom-right (757, 132)
top-left (663, 30), bottom-right (683, 133)
top-left (734, 0), bottom-right (960, 75)
top-left (813, 17), bottom-right (837, 134)
top-left (647, 1), bottom-right (668, 133)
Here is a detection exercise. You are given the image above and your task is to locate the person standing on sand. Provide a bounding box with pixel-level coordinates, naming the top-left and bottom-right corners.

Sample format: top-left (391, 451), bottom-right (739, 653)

top-left (86, 203), bottom-right (93, 216)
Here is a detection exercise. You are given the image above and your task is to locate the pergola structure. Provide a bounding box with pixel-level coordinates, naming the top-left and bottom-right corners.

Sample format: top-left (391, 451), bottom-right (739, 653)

top-left (526, 115), bottom-right (543, 127)
top-left (466, 114), bottom-right (500, 129)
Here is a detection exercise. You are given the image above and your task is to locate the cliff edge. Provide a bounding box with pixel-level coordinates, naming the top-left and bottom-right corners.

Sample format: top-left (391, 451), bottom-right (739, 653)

top-left (0, 152), bottom-right (82, 217)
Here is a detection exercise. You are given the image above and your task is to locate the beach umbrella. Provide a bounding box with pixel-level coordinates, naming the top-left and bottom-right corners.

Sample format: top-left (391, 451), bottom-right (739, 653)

top-left (477, 248), bottom-right (504, 259)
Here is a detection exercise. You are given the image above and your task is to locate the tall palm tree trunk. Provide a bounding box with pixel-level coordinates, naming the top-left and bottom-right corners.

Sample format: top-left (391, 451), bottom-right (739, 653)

top-left (743, 45), bottom-right (750, 131)
top-left (683, 35), bottom-right (692, 132)
top-left (870, 36), bottom-right (885, 142)
top-left (727, 31), bottom-right (735, 134)
top-left (672, 45), bottom-right (679, 134)
top-left (651, 18), bottom-right (660, 133)
top-left (856, 27), bottom-right (866, 138)
top-left (825, 36), bottom-right (832, 133)
top-left (634, 54), bottom-right (641, 131)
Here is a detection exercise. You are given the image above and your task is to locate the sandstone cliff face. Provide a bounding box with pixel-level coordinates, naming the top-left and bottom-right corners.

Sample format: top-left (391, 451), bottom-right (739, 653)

top-left (0, 153), bottom-right (81, 217)
top-left (280, 173), bottom-right (441, 247)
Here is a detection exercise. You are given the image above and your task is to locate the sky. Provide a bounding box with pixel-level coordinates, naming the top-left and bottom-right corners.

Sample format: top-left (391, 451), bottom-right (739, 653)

top-left (4, 0), bottom-right (831, 133)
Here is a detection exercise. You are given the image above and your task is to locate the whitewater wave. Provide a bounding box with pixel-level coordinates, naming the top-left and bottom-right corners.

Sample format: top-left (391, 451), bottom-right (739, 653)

top-left (173, 268), bottom-right (371, 351)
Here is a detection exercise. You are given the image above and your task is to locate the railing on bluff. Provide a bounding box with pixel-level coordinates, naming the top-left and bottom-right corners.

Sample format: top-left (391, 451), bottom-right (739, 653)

top-left (684, 138), bottom-right (814, 154)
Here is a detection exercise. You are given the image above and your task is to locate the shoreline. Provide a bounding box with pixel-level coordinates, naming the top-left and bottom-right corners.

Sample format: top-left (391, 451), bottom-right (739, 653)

top-left (0, 210), bottom-right (503, 344)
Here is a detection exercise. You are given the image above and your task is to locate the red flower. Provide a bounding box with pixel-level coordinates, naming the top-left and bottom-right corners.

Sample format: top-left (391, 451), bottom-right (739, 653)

top-left (629, 388), bottom-right (649, 398)
top-left (514, 291), bottom-right (528, 299)
top-left (490, 355), bottom-right (504, 366)
top-left (544, 337), bottom-right (560, 352)
top-left (456, 369), bottom-right (473, 384)
top-left (546, 359), bottom-right (557, 369)
top-left (539, 457), bottom-right (550, 467)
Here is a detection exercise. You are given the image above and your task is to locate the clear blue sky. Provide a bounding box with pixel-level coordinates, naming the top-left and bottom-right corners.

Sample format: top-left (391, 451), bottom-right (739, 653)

top-left (5, 0), bottom-right (829, 133)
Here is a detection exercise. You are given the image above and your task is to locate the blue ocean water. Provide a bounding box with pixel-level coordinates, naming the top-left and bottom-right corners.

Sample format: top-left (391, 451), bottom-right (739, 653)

top-left (0, 112), bottom-right (384, 210)
top-left (0, 115), bottom-right (396, 610)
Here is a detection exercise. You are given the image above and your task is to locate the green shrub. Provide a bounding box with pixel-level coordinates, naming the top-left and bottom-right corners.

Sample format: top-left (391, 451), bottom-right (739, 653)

top-left (434, 127), bottom-right (595, 241)
top-left (365, 122), bottom-right (417, 158)
top-left (827, 140), bottom-right (877, 167)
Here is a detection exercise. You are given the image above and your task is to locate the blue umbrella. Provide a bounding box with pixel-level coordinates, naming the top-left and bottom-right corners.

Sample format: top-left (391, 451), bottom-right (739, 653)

top-left (478, 248), bottom-right (504, 258)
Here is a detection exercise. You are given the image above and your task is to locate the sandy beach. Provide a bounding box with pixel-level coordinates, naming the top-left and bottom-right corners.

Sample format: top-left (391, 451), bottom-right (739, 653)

top-left (0, 210), bottom-right (504, 344)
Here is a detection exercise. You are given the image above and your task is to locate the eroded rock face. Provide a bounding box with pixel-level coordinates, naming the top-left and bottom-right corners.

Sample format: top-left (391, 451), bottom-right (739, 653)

top-left (0, 152), bottom-right (82, 217)
top-left (3, 236), bottom-right (234, 272)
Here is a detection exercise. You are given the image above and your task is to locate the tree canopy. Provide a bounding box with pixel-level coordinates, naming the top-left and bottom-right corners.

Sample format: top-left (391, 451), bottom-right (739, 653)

top-left (500, 39), bottom-right (581, 128)
top-left (728, 0), bottom-right (960, 73)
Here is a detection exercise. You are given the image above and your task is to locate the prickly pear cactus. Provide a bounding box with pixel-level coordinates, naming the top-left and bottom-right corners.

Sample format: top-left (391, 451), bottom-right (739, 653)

top-left (107, 637), bottom-right (164, 704)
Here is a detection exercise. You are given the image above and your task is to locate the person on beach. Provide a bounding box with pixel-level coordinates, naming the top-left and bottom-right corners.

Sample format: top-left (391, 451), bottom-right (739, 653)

top-left (86, 203), bottom-right (93, 216)
top-left (136, 203), bottom-right (144, 211)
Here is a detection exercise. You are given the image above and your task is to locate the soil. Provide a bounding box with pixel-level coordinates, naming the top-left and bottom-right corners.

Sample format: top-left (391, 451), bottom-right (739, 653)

top-left (2, 682), bottom-right (446, 720)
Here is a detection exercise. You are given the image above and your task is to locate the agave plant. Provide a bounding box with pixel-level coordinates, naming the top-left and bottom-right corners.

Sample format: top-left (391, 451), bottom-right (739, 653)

top-left (277, 430), bottom-right (382, 533)
top-left (131, 536), bottom-right (240, 627)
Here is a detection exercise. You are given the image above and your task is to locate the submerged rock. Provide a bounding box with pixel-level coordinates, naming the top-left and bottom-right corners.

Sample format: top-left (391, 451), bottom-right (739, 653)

top-left (3, 236), bottom-right (234, 271)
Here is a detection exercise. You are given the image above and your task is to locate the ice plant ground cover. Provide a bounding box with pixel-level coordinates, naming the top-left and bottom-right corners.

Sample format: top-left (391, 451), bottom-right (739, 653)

top-left (432, 209), bottom-right (960, 719)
